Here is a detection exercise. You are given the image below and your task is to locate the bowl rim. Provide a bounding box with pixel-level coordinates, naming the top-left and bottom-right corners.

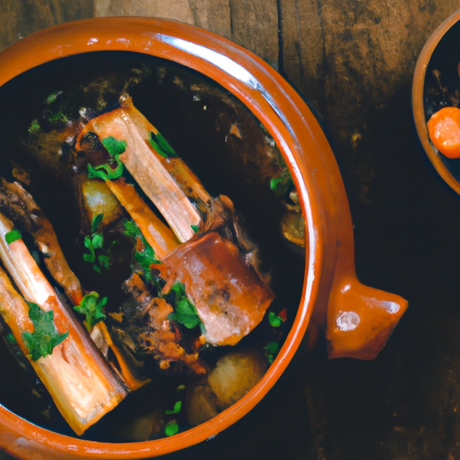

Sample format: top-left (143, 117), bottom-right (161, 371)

top-left (412, 8), bottom-right (460, 195)
top-left (0, 16), bottom-right (326, 459)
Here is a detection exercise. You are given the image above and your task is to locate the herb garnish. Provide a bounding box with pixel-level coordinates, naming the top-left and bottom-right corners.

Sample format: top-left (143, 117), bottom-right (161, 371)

top-left (6, 333), bottom-right (16, 344)
top-left (190, 224), bottom-right (199, 234)
top-left (148, 131), bottom-right (177, 158)
top-left (165, 400), bottom-right (182, 415)
top-left (5, 229), bottom-right (22, 245)
top-left (28, 119), bottom-right (41, 134)
top-left (268, 311), bottom-right (283, 328)
top-left (73, 292), bottom-right (107, 332)
top-left (22, 303), bottom-right (69, 362)
top-left (123, 220), bottom-right (162, 287)
top-left (165, 420), bottom-right (179, 436)
top-left (102, 136), bottom-right (128, 157)
top-left (44, 90), bottom-right (63, 105)
top-left (167, 281), bottom-right (204, 331)
top-left (83, 214), bottom-right (112, 273)
top-left (87, 136), bottom-right (127, 181)
top-left (43, 109), bottom-right (69, 127)
top-left (164, 385), bottom-right (185, 436)
top-left (270, 171), bottom-right (294, 196)
top-left (264, 341), bottom-right (280, 364)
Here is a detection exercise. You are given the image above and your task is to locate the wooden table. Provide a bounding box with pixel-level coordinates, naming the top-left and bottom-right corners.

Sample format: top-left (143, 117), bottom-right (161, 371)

top-left (1, 1), bottom-right (460, 459)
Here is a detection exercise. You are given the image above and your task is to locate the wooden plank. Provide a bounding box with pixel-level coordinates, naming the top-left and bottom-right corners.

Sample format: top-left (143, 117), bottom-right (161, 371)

top-left (279, 0), bottom-right (324, 115)
top-left (94, 0), bottom-right (195, 25)
top-left (0, 0), bottom-right (93, 52)
top-left (279, 0), bottom-right (460, 208)
top-left (228, 0), bottom-right (279, 69)
top-left (280, 0), bottom-right (460, 144)
top-left (188, 0), bottom-right (231, 38)
top-left (94, 0), bottom-right (232, 38)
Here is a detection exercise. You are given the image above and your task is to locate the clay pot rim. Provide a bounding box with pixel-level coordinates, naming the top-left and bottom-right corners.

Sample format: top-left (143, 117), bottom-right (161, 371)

top-left (0, 17), bottom-right (325, 458)
top-left (412, 8), bottom-right (460, 194)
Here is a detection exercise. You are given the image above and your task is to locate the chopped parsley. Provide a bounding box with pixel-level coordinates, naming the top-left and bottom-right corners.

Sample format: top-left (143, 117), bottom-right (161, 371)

top-left (165, 420), bottom-right (179, 436)
top-left (5, 229), bottom-right (22, 245)
top-left (270, 171), bottom-right (293, 196)
top-left (42, 109), bottom-right (69, 127)
top-left (73, 292), bottom-right (107, 332)
top-left (264, 341), bottom-right (280, 364)
top-left (83, 214), bottom-right (112, 273)
top-left (268, 311), bottom-right (283, 328)
top-left (190, 224), bottom-right (199, 234)
top-left (165, 400), bottom-right (182, 415)
top-left (167, 281), bottom-right (204, 331)
top-left (91, 213), bottom-right (104, 233)
top-left (164, 385), bottom-right (185, 435)
top-left (6, 333), bottom-right (16, 344)
top-left (148, 131), bottom-right (177, 158)
top-left (123, 220), bottom-right (161, 287)
top-left (87, 136), bottom-right (126, 181)
top-left (44, 90), bottom-right (63, 105)
top-left (22, 303), bottom-right (69, 362)
top-left (28, 119), bottom-right (41, 134)
top-left (102, 136), bottom-right (128, 157)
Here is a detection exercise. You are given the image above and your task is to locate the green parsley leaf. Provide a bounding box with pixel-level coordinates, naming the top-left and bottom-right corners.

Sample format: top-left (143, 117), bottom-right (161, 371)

top-left (270, 172), bottom-right (293, 196)
top-left (43, 109), bottom-right (69, 126)
top-left (44, 90), bottom-right (63, 105)
top-left (165, 401), bottom-right (182, 415)
top-left (87, 136), bottom-right (126, 181)
top-left (6, 333), bottom-right (17, 344)
top-left (73, 292), bottom-right (107, 332)
top-left (123, 220), bottom-right (162, 287)
top-left (98, 254), bottom-right (111, 270)
top-left (123, 220), bottom-right (140, 239)
top-left (264, 341), bottom-right (280, 364)
top-left (165, 420), bottom-right (179, 436)
top-left (28, 119), bottom-right (41, 134)
top-left (91, 213), bottom-right (104, 234)
top-left (190, 224), bottom-right (199, 233)
top-left (102, 136), bottom-right (127, 157)
top-left (167, 281), bottom-right (203, 331)
top-left (22, 303), bottom-right (69, 362)
top-left (83, 214), bottom-right (112, 273)
top-left (5, 229), bottom-right (22, 245)
top-left (148, 131), bottom-right (177, 158)
top-left (93, 264), bottom-right (102, 274)
top-left (88, 161), bottom-right (125, 181)
top-left (83, 245), bottom-right (95, 263)
top-left (92, 233), bottom-right (104, 249)
top-left (268, 311), bottom-right (283, 328)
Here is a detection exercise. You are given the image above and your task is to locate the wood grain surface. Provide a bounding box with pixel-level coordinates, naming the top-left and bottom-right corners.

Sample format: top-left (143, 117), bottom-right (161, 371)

top-left (1, 1), bottom-right (460, 459)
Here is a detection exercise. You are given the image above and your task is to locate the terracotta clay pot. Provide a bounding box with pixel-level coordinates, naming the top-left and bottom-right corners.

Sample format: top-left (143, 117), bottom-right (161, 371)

top-left (413, 9), bottom-right (460, 193)
top-left (0, 17), bottom-right (407, 460)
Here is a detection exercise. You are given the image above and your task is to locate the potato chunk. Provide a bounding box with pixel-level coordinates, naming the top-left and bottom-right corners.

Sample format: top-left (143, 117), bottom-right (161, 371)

top-left (208, 349), bottom-right (266, 408)
top-left (81, 178), bottom-right (123, 229)
top-left (186, 385), bottom-right (219, 426)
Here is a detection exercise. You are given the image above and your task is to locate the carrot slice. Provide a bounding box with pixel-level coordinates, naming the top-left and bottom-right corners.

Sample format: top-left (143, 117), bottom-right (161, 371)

top-left (427, 106), bottom-right (460, 158)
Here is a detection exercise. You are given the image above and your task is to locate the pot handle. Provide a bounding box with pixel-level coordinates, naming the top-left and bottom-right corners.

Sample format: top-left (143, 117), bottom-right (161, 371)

top-left (325, 276), bottom-right (408, 360)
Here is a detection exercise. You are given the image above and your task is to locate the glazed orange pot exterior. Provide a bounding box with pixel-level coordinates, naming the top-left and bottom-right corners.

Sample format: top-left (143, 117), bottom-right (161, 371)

top-left (0, 17), bottom-right (407, 460)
